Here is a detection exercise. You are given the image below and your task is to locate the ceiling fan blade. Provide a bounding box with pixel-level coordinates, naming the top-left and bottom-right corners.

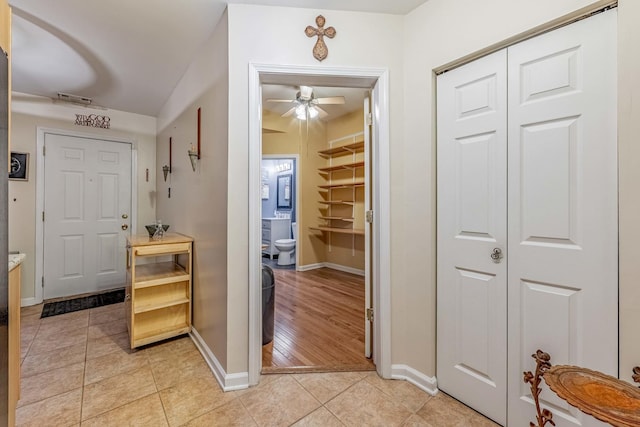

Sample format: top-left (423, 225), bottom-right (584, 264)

top-left (281, 107), bottom-right (296, 117)
top-left (266, 98), bottom-right (294, 103)
top-left (316, 96), bottom-right (345, 105)
top-left (315, 106), bottom-right (329, 118)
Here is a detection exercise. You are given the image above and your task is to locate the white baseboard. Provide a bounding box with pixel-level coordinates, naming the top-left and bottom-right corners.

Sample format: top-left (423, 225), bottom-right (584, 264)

top-left (296, 262), bottom-right (325, 272)
top-left (391, 364), bottom-right (439, 396)
top-left (297, 262), bottom-right (365, 277)
top-left (323, 262), bottom-right (365, 277)
top-left (21, 297), bottom-right (40, 307)
top-left (190, 327), bottom-right (249, 392)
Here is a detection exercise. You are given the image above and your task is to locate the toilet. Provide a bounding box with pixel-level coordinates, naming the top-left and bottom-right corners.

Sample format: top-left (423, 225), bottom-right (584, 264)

top-left (274, 222), bottom-right (297, 266)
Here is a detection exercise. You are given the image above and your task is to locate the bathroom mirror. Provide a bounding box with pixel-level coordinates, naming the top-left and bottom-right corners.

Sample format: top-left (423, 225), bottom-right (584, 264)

top-left (277, 174), bottom-right (292, 209)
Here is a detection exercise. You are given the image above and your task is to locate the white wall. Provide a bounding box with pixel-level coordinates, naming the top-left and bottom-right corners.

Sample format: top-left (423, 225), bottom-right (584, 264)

top-left (157, 0), bottom-right (640, 386)
top-left (616, 0), bottom-right (640, 384)
top-left (155, 11), bottom-right (230, 370)
top-left (402, 0), bottom-right (638, 379)
top-left (226, 4), bottom-right (403, 374)
top-left (9, 93), bottom-right (157, 301)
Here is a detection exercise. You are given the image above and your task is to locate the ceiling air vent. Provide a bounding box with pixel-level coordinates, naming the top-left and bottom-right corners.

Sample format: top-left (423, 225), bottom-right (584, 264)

top-left (57, 92), bottom-right (92, 105)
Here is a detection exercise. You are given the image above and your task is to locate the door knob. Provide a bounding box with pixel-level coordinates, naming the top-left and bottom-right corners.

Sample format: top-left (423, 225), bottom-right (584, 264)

top-left (121, 224), bottom-right (129, 230)
top-left (490, 248), bottom-right (503, 263)
top-left (122, 214), bottom-right (128, 219)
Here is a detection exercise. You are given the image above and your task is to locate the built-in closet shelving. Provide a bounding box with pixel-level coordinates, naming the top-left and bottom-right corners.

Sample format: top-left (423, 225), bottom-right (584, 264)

top-left (310, 133), bottom-right (365, 236)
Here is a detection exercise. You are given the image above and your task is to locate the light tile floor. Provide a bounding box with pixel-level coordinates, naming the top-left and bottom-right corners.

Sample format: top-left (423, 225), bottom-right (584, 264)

top-left (18, 302), bottom-right (500, 426)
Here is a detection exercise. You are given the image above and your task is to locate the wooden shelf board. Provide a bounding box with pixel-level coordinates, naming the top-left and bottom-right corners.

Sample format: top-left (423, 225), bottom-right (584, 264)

top-left (318, 140), bottom-right (365, 156)
top-left (318, 161), bottom-right (365, 173)
top-left (133, 324), bottom-right (191, 348)
top-left (318, 181), bottom-right (365, 189)
top-left (133, 262), bottom-right (189, 288)
top-left (319, 200), bottom-right (354, 205)
top-left (319, 216), bottom-right (355, 222)
top-left (310, 226), bottom-right (365, 235)
top-left (134, 297), bottom-right (189, 314)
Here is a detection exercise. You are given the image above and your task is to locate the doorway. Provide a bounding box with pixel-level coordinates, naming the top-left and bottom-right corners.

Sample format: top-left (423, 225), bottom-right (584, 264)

top-left (436, 10), bottom-right (617, 427)
top-left (248, 65), bottom-right (392, 385)
top-left (259, 90), bottom-right (373, 372)
top-left (35, 128), bottom-right (136, 303)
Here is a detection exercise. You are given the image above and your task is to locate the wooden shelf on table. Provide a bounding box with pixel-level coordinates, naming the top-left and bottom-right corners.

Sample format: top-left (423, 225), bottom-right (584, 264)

top-left (133, 262), bottom-right (189, 288)
top-left (318, 140), bottom-right (364, 156)
top-left (132, 323), bottom-right (191, 348)
top-left (310, 226), bottom-right (365, 235)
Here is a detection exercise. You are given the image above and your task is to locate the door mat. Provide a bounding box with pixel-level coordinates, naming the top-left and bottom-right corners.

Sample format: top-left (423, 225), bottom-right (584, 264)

top-left (41, 288), bottom-right (125, 318)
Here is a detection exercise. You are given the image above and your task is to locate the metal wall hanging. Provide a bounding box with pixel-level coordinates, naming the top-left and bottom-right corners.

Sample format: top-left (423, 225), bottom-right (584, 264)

top-left (75, 114), bottom-right (110, 129)
top-left (305, 15), bottom-right (336, 62)
top-left (163, 137), bottom-right (172, 181)
top-left (187, 107), bottom-right (202, 172)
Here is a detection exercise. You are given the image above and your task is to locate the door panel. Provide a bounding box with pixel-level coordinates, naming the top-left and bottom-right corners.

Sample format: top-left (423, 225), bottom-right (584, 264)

top-left (363, 91), bottom-right (372, 359)
top-left (44, 133), bottom-right (132, 299)
top-left (507, 10), bottom-right (617, 427)
top-left (437, 10), bottom-right (617, 427)
top-left (437, 49), bottom-right (508, 425)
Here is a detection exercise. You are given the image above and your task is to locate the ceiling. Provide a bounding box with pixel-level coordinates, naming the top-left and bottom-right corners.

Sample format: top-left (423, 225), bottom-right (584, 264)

top-left (262, 84), bottom-right (367, 122)
top-left (8, 0), bottom-right (427, 117)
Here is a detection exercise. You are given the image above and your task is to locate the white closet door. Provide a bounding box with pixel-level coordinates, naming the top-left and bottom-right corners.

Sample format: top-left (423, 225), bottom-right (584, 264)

top-left (507, 10), bottom-right (617, 427)
top-left (436, 49), bottom-right (508, 425)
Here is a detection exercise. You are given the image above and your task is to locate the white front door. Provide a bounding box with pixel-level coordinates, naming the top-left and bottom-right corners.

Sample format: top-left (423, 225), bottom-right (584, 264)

top-left (436, 49), bottom-right (508, 425)
top-left (437, 9), bottom-right (617, 427)
top-left (507, 10), bottom-right (617, 427)
top-left (43, 133), bottom-right (132, 299)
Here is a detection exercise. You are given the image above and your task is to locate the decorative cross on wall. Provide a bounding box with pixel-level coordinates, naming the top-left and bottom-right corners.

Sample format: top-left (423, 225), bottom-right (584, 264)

top-left (305, 15), bottom-right (336, 62)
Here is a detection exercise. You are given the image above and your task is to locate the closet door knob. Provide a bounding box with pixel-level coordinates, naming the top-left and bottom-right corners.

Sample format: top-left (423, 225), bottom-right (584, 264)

top-left (490, 248), bottom-right (503, 263)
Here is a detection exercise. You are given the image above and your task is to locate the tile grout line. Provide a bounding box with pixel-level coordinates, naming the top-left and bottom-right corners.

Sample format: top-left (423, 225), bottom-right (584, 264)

top-left (145, 346), bottom-right (172, 426)
top-left (79, 315), bottom-right (89, 424)
top-left (236, 392), bottom-right (260, 427)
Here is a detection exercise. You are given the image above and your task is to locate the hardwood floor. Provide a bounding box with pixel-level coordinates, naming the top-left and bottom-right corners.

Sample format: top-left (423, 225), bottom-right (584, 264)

top-left (261, 266), bottom-right (375, 373)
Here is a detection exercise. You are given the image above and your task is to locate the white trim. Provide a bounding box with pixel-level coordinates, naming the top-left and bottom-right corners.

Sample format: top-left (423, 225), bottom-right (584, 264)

top-left (296, 262), bottom-right (365, 276)
top-left (296, 262), bottom-right (325, 272)
top-left (391, 364), bottom-right (439, 396)
top-left (372, 71), bottom-right (392, 379)
top-left (20, 297), bottom-right (39, 307)
top-left (248, 65), bottom-right (263, 386)
top-left (35, 127), bottom-right (137, 304)
top-left (190, 328), bottom-right (249, 391)
top-left (322, 262), bottom-right (365, 277)
top-left (248, 63), bottom-right (392, 385)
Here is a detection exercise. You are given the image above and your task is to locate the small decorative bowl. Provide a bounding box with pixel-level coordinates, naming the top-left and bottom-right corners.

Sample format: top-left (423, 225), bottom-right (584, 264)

top-left (145, 224), bottom-right (170, 237)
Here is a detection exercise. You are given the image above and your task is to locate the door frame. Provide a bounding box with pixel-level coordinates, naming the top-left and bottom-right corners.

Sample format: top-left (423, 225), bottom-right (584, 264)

top-left (248, 63), bottom-right (392, 385)
top-left (33, 127), bottom-right (137, 305)
top-left (261, 153), bottom-right (300, 267)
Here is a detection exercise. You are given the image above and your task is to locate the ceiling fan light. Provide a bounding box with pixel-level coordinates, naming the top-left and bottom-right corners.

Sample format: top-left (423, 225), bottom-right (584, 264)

top-left (308, 106), bottom-right (319, 119)
top-left (295, 104), bottom-right (307, 120)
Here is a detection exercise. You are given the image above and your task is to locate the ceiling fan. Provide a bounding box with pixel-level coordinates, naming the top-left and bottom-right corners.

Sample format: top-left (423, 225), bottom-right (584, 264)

top-left (266, 86), bottom-right (345, 120)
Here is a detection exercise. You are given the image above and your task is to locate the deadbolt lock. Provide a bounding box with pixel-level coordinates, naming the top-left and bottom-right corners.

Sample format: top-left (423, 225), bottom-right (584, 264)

top-left (122, 214), bottom-right (128, 219)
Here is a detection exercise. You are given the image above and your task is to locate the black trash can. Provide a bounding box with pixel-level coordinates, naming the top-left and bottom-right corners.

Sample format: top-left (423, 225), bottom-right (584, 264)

top-left (262, 265), bottom-right (276, 345)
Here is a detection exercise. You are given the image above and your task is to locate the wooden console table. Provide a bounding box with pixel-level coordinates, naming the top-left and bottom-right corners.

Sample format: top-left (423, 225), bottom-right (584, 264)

top-left (524, 350), bottom-right (640, 427)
